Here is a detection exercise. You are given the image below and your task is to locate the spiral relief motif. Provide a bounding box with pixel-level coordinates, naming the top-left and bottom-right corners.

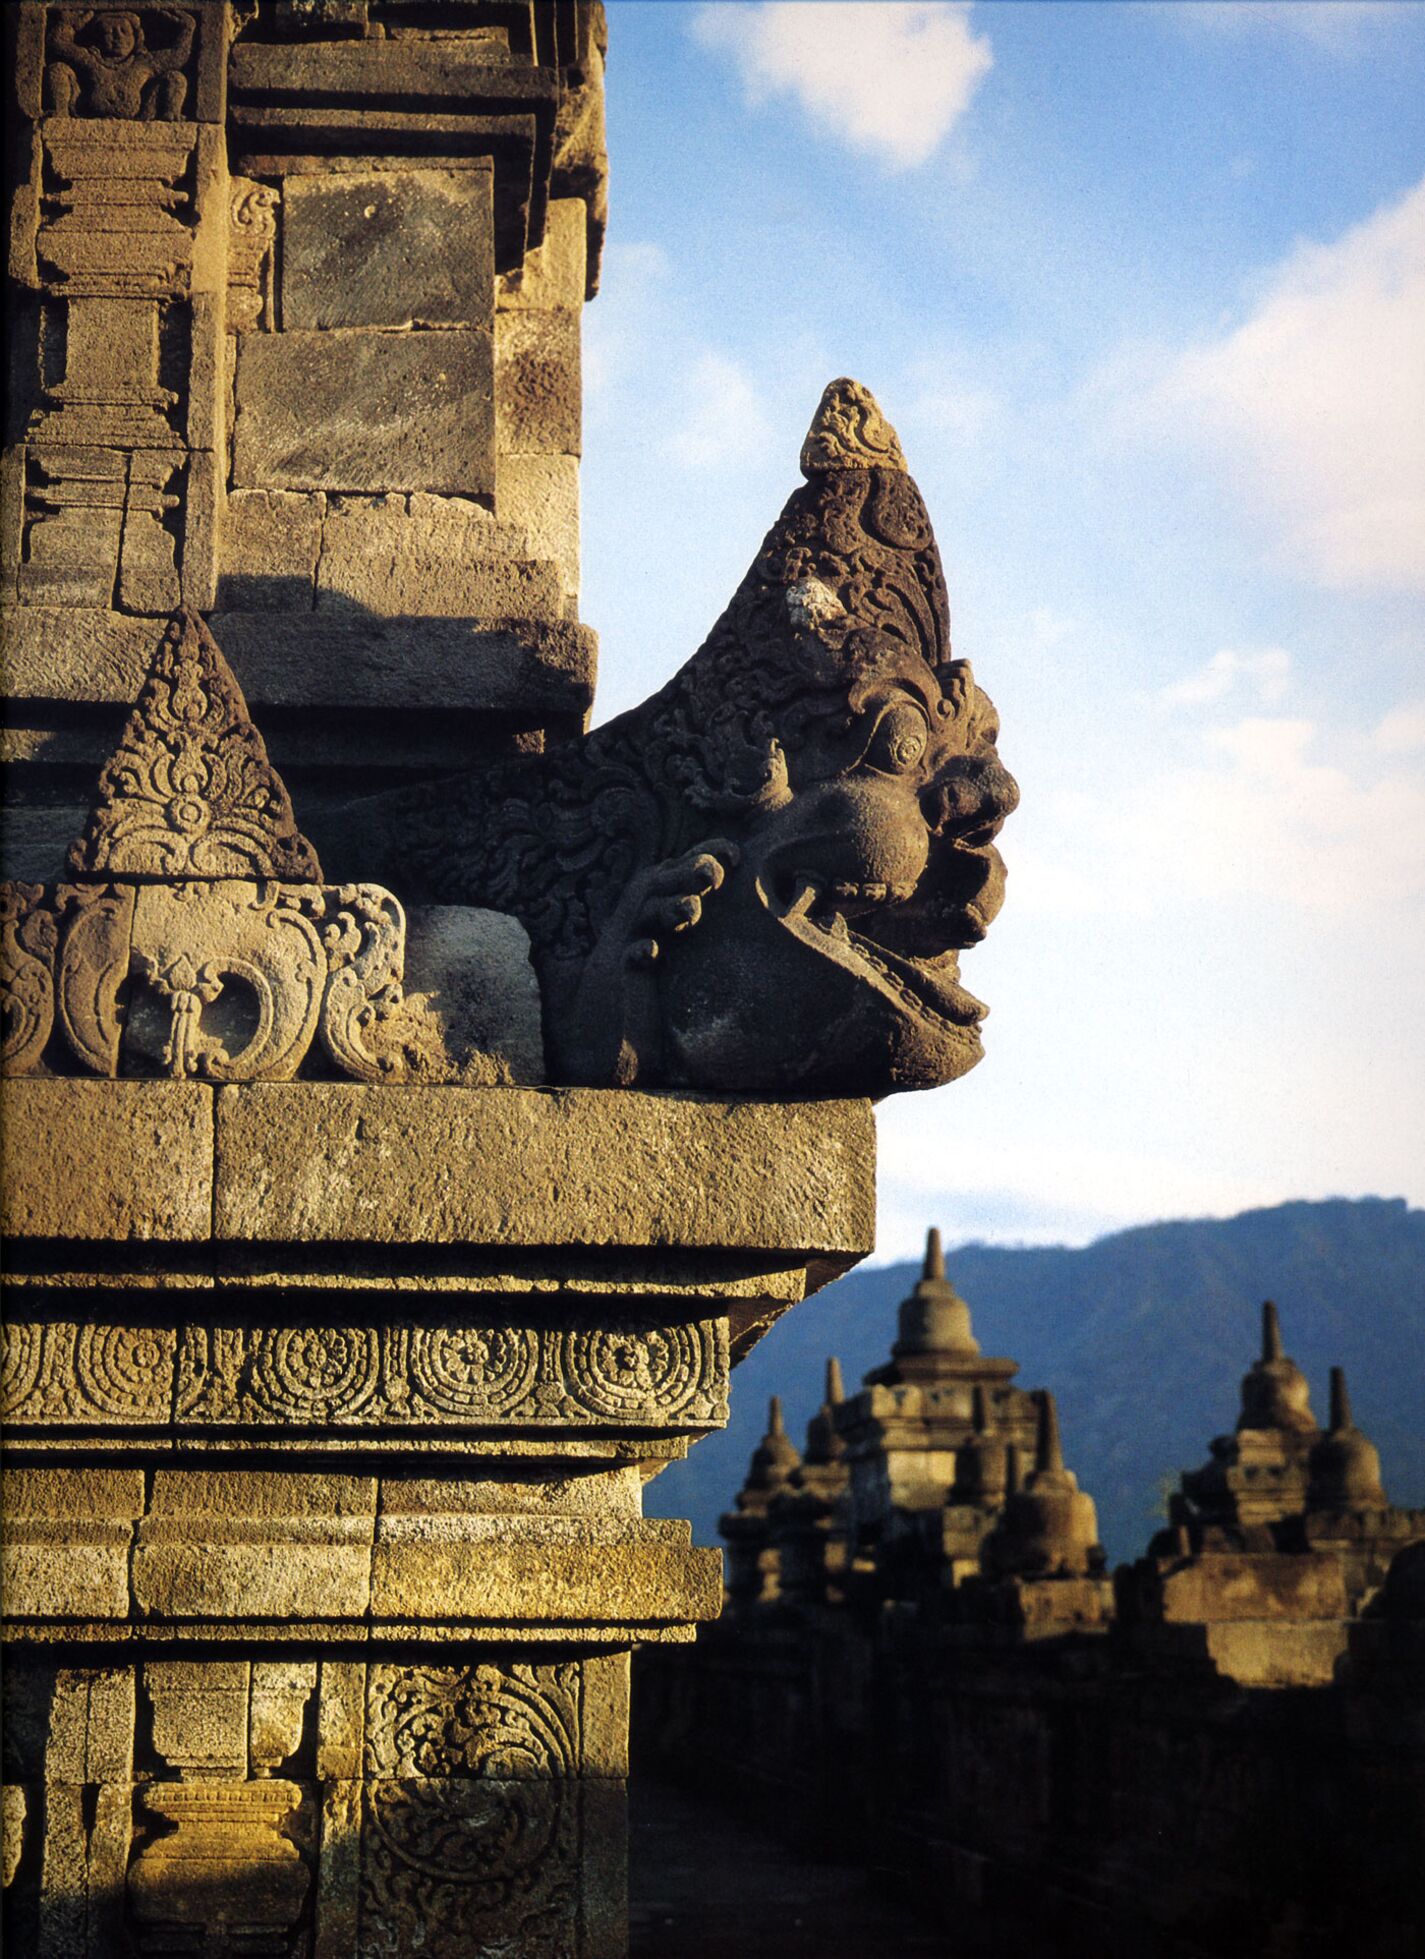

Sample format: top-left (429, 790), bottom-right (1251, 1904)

top-left (0, 1320), bottom-right (45, 1418)
top-left (557, 1322), bottom-right (718, 1421)
top-left (248, 1325), bottom-right (379, 1421)
top-left (74, 1323), bottom-right (174, 1419)
top-left (408, 1326), bottom-right (538, 1418)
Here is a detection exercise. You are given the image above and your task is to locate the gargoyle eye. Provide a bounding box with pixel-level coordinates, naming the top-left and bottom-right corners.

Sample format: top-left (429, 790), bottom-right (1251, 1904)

top-left (865, 700), bottom-right (929, 775)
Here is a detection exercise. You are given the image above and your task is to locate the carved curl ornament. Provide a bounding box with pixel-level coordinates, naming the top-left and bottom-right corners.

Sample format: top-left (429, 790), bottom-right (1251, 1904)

top-left (0, 611), bottom-right (442, 1084)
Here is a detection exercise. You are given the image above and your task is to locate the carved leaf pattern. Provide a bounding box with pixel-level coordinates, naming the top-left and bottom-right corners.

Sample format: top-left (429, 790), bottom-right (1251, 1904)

top-left (66, 609), bottom-right (321, 881)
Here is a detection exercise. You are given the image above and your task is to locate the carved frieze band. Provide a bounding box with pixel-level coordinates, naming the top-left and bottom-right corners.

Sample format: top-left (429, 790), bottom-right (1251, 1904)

top-left (0, 1317), bottom-right (729, 1430)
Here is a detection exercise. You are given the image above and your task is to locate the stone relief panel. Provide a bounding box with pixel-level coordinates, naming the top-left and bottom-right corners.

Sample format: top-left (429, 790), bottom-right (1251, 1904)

top-left (1, 1316), bottom-right (729, 1431)
top-left (358, 1662), bottom-right (582, 1959)
top-left (45, 7), bottom-right (199, 122)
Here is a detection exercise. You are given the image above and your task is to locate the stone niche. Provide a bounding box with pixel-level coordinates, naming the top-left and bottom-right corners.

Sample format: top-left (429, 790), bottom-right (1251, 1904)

top-left (0, 6), bottom-right (1023, 1955)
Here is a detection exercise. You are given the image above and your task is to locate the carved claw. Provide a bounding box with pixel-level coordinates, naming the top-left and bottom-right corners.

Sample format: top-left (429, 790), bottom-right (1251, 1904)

top-left (627, 841), bottom-right (739, 960)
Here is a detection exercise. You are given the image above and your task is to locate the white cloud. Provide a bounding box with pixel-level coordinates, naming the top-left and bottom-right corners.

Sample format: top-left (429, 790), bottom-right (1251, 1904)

top-left (691, 2), bottom-right (992, 171)
top-left (661, 351), bottom-right (774, 471)
top-left (1159, 2), bottom-right (1402, 50)
top-left (1157, 174), bottom-right (1425, 590)
top-left (1375, 698), bottom-right (1425, 752)
top-left (1159, 646), bottom-right (1292, 708)
top-left (1017, 708), bottom-right (1425, 920)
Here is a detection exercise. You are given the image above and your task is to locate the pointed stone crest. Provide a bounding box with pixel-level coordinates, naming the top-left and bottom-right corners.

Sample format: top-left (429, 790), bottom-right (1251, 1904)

top-left (66, 608), bottom-right (322, 880)
top-left (799, 377), bottom-right (907, 476)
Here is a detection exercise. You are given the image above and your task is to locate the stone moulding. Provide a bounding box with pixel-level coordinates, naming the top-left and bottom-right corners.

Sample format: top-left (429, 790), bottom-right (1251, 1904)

top-left (0, 1315), bottom-right (731, 1433)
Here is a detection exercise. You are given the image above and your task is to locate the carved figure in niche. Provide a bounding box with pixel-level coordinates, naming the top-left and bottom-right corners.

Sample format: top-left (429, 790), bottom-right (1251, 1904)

top-left (352, 379), bottom-right (1018, 1095)
top-left (46, 7), bottom-right (195, 121)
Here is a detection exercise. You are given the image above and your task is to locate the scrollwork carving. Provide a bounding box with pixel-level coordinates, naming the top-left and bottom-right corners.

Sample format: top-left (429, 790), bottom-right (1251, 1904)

top-left (366, 1663), bottom-right (581, 1781)
top-left (0, 1322), bottom-right (47, 1421)
top-left (67, 609), bottom-right (322, 882)
top-left (0, 884), bottom-right (58, 1075)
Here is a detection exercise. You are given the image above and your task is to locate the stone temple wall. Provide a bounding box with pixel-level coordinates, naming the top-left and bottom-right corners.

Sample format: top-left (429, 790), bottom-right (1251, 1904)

top-left (1, 7), bottom-right (1030, 1953)
top-left (638, 1261), bottom-right (1425, 1957)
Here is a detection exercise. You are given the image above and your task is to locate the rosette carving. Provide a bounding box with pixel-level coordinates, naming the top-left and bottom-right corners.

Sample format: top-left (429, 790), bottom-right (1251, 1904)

top-left (247, 1326), bottom-right (380, 1422)
top-left (407, 1325), bottom-right (540, 1419)
top-left (557, 1321), bottom-right (726, 1423)
top-left (366, 1662), bottom-right (581, 1779)
top-left (74, 1323), bottom-right (174, 1419)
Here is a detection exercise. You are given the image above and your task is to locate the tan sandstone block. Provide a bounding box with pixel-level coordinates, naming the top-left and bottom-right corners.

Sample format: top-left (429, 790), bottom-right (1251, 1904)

top-left (146, 1661), bottom-right (249, 1775)
top-left (213, 1085), bottom-right (875, 1254)
top-left (370, 1517), bottom-right (722, 1627)
top-left (498, 199), bottom-right (587, 314)
top-left (317, 492), bottom-right (565, 619)
top-left (216, 489), bottom-right (325, 610)
top-left (1, 1469), bottom-right (144, 1621)
top-left (0, 1079), bottom-right (214, 1242)
top-left (496, 308), bottom-right (581, 456)
top-left (135, 1472), bottom-right (377, 1622)
top-left (497, 452), bottom-right (579, 597)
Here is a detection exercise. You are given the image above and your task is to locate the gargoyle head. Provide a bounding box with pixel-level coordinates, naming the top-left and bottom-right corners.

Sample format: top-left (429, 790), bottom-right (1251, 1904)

top-left (354, 379), bottom-right (1017, 1095)
top-left (594, 378), bottom-right (1019, 1092)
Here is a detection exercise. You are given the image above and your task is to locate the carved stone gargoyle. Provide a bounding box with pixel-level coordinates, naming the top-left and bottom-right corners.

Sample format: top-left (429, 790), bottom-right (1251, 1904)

top-left (348, 379), bottom-right (1019, 1094)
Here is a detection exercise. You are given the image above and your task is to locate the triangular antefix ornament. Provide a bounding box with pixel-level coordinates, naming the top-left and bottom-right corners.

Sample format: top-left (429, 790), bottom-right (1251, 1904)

top-left (66, 608), bottom-right (322, 880)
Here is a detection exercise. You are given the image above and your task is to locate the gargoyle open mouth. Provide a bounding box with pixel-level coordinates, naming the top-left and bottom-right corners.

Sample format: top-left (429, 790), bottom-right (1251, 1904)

top-left (761, 869), bottom-right (988, 1032)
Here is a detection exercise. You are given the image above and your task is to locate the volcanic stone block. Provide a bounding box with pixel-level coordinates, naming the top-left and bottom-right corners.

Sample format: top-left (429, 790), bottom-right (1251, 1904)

top-left (212, 1085), bottom-right (877, 1252)
top-left (216, 489), bottom-right (325, 610)
top-left (233, 328), bottom-right (495, 495)
top-left (499, 198), bottom-right (587, 314)
top-left (316, 492), bottom-right (565, 619)
top-left (497, 307), bottom-right (581, 455)
top-left (498, 452), bottom-right (580, 597)
top-left (282, 167), bottom-right (495, 330)
top-left (0, 1469), bottom-right (144, 1621)
top-left (0, 1079), bottom-right (214, 1242)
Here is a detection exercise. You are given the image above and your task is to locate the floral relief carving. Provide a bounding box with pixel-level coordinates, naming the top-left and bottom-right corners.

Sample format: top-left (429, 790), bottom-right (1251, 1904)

top-left (366, 1663), bottom-right (581, 1781)
top-left (67, 610), bottom-right (321, 883)
top-left (0, 884), bottom-right (58, 1074)
top-left (11, 1318), bottom-right (728, 1431)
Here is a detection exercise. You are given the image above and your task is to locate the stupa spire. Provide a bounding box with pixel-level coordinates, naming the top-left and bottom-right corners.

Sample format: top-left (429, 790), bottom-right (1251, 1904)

top-left (1262, 1299), bottom-right (1284, 1363)
top-left (825, 1357), bottom-right (845, 1406)
top-left (1329, 1365), bottom-right (1353, 1432)
top-left (923, 1226), bottom-right (945, 1281)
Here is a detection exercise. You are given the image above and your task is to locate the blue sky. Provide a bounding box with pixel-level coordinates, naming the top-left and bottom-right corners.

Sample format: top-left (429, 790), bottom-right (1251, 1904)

top-left (580, 2), bottom-right (1425, 1256)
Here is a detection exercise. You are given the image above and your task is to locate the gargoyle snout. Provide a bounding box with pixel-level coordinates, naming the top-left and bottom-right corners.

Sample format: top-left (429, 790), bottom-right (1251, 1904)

top-left (922, 751), bottom-right (1019, 842)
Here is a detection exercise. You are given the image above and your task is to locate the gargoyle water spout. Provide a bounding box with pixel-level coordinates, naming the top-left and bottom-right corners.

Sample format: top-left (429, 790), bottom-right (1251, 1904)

top-left (350, 379), bottom-right (1019, 1093)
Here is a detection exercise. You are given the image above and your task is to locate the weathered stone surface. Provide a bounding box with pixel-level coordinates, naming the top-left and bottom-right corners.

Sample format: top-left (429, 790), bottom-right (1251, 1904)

top-left (370, 1518), bottom-right (723, 1626)
top-left (0, 1468), bottom-right (144, 1621)
top-left (498, 451), bottom-right (580, 597)
top-left (216, 489), bottom-right (325, 610)
top-left (0, 1078), bottom-right (213, 1240)
top-left (499, 197), bottom-right (588, 315)
top-left (212, 1085), bottom-right (876, 1251)
top-left (134, 1471), bottom-right (377, 1621)
top-left (283, 167), bottom-right (495, 330)
top-left (250, 1661), bottom-right (318, 1773)
top-left (317, 496), bottom-right (566, 620)
top-left (1, 605), bottom-right (598, 716)
top-left (234, 328), bottom-right (495, 495)
top-left (146, 1660), bottom-right (250, 1775)
top-left (497, 305), bottom-right (582, 455)
top-left (403, 904), bottom-right (546, 1084)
